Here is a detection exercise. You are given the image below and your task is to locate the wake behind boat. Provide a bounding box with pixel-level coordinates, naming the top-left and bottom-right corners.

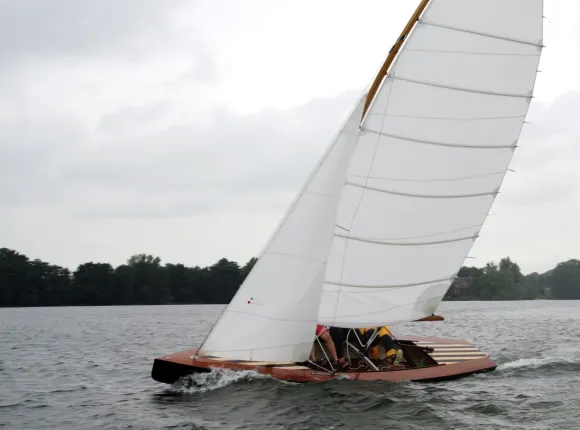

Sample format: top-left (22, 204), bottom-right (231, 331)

top-left (152, 0), bottom-right (543, 384)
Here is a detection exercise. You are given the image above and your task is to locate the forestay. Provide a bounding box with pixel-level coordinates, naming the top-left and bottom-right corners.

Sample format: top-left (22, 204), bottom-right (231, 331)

top-left (318, 0), bottom-right (544, 327)
top-left (200, 96), bottom-right (366, 361)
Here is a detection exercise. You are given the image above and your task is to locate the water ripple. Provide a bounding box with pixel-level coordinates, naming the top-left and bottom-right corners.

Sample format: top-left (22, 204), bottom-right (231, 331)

top-left (0, 301), bottom-right (579, 429)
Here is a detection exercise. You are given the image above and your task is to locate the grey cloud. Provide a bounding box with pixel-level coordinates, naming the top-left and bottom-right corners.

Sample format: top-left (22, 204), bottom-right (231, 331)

top-left (182, 40), bottom-right (219, 83)
top-left (0, 90), bottom-right (359, 219)
top-left (68, 188), bottom-right (221, 221)
top-left (3, 88), bottom-right (580, 221)
top-left (503, 92), bottom-right (580, 206)
top-left (97, 101), bottom-right (173, 134)
top-left (0, 115), bottom-right (84, 207)
top-left (0, 0), bottom-right (188, 62)
top-left (59, 91), bottom-right (360, 219)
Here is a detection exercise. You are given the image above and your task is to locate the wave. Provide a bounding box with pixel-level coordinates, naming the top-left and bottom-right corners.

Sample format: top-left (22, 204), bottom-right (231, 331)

top-left (169, 368), bottom-right (273, 394)
top-left (499, 355), bottom-right (580, 371)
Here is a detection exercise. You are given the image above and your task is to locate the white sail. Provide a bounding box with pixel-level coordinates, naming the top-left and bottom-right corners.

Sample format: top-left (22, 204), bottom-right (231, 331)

top-left (200, 96), bottom-right (366, 361)
top-left (318, 0), bottom-right (544, 327)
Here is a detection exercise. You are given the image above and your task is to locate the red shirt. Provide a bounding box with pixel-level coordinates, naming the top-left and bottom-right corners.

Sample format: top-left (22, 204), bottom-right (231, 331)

top-left (315, 325), bottom-right (328, 337)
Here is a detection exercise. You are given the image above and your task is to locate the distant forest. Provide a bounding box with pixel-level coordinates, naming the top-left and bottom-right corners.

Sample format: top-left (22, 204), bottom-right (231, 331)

top-left (1, 248), bottom-right (579, 307)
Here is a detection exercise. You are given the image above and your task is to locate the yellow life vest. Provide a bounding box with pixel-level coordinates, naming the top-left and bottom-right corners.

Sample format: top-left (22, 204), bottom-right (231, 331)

top-left (359, 326), bottom-right (392, 337)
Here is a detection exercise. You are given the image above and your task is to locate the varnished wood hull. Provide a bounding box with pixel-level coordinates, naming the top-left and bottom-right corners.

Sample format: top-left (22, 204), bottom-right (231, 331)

top-left (151, 336), bottom-right (496, 384)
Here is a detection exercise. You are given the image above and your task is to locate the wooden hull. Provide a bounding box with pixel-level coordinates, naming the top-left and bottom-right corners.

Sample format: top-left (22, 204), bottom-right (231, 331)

top-left (151, 336), bottom-right (497, 384)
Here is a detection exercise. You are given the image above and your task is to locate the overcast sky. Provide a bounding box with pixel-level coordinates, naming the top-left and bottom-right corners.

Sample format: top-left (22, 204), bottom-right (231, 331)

top-left (1, 0), bottom-right (579, 274)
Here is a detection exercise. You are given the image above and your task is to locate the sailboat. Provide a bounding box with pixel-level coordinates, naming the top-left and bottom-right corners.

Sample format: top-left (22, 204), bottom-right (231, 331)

top-left (152, 0), bottom-right (544, 383)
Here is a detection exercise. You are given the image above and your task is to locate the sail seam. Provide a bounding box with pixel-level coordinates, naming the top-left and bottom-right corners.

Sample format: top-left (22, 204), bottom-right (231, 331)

top-left (303, 190), bottom-right (336, 199)
top-left (345, 181), bottom-right (498, 199)
top-left (265, 251), bottom-right (326, 265)
top-left (203, 340), bottom-right (315, 354)
top-left (420, 20), bottom-right (544, 48)
top-left (334, 233), bottom-right (477, 246)
top-left (360, 127), bottom-right (516, 149)
top-left (227, 309), bottom-right (319, 323)
top-left (392, 76), bottom-right (533, 98)
top-left (325, 275), bottom-right (455, 289)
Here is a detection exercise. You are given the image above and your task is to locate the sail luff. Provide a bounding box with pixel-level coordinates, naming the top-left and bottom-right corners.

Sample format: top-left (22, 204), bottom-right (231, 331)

top-left (362, 0), bottom-right (432, 119)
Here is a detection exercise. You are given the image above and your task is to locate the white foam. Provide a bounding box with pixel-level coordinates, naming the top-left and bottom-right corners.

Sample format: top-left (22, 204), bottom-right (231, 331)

top-left (172, 368), bottom-right (272, 394)
top-left (499, 355), bottom-right (577, 371)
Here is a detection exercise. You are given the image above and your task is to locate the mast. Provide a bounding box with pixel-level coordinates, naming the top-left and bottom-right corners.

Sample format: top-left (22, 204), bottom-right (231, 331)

top-left (362, 0), bottom-right (431, 119)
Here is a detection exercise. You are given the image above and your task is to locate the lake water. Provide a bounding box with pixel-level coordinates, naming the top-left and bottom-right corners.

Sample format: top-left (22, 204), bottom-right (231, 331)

top-left (1, 301), bottom-right (579, 429)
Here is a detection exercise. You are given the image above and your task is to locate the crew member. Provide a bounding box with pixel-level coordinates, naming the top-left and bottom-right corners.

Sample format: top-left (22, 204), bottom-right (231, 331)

top-left (358, 326), bottom-right (404, 365)
top-left (310, 325), bottom-right (340, 364)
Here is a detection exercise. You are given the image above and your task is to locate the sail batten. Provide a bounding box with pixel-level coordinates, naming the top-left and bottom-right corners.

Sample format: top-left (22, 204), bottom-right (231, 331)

top-left (334, 233), bottom-right (477, 247)
top-left (345, 181), bottom-right (499, 199)
top-left (379, 113), bottom-right (527, 121)
top-left (391, 76), bottom-right (534, 98)
top-left (420, 20), bottom-right (544, 47)
top-left (318, 0), bottom-right (543, 327)
top-left (349, 171), bottom-right (507, 182)
top-left (360, 127), bottom-right (518, 149)
top-left (324, 274), bottom-right (455, 290)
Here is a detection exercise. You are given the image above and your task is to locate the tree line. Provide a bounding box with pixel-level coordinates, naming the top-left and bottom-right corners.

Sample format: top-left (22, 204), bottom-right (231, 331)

top-left (0, 248), bottom-right (256, 307)
top-left (445, 257), bottom-right (580, 301)
top-left (1, 248), bottom-right (579, 307)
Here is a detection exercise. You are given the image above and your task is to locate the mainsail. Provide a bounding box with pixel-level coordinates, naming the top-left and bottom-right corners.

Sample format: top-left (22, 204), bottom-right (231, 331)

top-left (317, 0), bottom-right (544, 327)
top-left (200, 96), bottom-right (366, 361)
top-left (199, 0), bottom-right (544, 361)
